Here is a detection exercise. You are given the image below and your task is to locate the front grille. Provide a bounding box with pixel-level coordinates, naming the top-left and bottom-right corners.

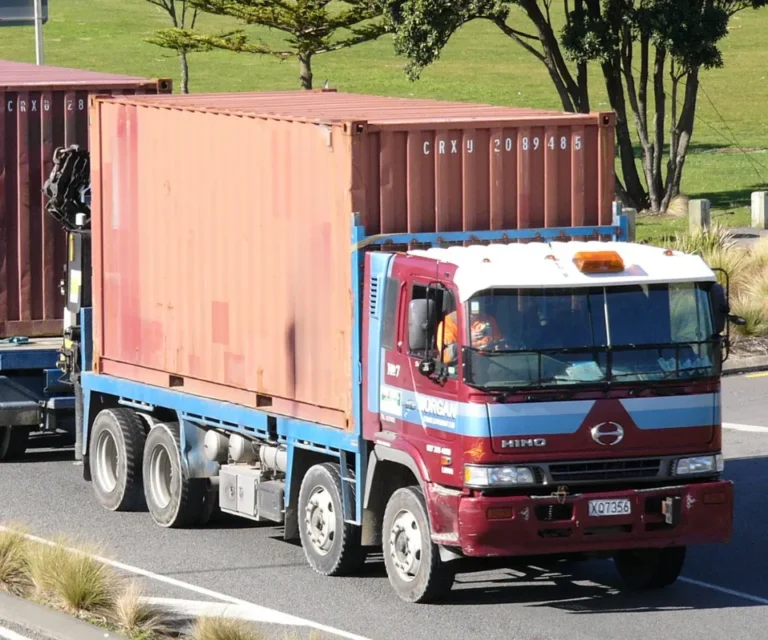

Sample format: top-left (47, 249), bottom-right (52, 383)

top-left (547, 458), bottom-right (663, 483)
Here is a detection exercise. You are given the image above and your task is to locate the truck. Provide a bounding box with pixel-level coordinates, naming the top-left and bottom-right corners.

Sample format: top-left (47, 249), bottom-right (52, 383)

top-left (48, 89), bottom-right (736, 603)
top-left (0, 59), bottom-right (171, 461)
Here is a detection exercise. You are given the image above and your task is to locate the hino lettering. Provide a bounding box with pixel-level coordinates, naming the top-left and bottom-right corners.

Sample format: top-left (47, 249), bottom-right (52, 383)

top-left (501, 438), bottom-right (548, 448)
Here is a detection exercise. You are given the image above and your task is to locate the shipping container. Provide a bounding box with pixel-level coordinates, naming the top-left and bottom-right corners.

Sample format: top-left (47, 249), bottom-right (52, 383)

top-left (89, 90), bottom-right (616, 430)
top-left (0, 59), bottom-right (172, 339)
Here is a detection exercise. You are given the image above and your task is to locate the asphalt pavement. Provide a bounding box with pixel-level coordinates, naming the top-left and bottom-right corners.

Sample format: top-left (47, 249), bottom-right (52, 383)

top-left (1, 374), bottom-right (768, 640)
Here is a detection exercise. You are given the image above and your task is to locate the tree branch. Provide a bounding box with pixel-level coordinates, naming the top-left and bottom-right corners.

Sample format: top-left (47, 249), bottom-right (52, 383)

top-left (491, 18), bottom-right (545, 60)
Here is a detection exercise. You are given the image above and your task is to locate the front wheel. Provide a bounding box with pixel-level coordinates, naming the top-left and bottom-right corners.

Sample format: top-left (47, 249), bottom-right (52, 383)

top-left (614, 546), bottom-right (686, 590)
top-left (382, 486), bottom-right (455, 603)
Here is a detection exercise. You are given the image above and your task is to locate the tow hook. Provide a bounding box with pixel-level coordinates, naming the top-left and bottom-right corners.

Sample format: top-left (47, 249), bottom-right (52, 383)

top-left (552, 485), bottom-right (569, 505)
top-left (662, 496), bottom-right (682, 525)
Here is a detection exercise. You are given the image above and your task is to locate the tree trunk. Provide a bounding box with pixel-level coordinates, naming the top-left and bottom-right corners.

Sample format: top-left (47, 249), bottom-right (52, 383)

top-left (179, 51), bottom-right (190, 94)
top-left (651, 47), bottom-right (666, 211)
top-left (601, 59), bottom-right (647, 211)
top-left (299, 53), bottom-right (313, 90)
top-left (662, 67), bottom-right (700, 212)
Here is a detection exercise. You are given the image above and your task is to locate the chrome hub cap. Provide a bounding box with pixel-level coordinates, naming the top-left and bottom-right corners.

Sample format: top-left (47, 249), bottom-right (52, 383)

top-left (94, 430), bottom-right (119, 493)
top-left (305, 486), bottom-right (336, 555)
top-left (149, 444), bottom-right (174, 508)
top-left (389, 509), bottom-right (422, 582)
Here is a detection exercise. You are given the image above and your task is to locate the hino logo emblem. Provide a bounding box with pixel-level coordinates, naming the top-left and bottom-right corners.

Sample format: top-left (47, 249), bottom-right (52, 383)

top-left (591, 422), bottom-right (624, 446)
top-left (501, 438), bottom-right (547, 449)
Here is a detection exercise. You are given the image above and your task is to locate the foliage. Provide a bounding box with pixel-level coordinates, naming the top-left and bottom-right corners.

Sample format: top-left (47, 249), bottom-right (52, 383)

top-left (166, 0), bottom-right (389, 88)
top-left (0, 526), bottom-right (31, 596)
top-left (665, 227), bottom-right (768, 337)
top-left (27, 537), bottom-right (119, 615)
top-left (189, 616), bottom-right (265, 640)
top-left (145, 1), bottom-right (205, 93)
top-left (112, 581), bottom-right (169, 638)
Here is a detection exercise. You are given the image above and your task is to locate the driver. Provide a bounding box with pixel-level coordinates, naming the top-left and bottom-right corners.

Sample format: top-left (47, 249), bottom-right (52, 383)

top-left (436, 307), bottom-right (504, 365)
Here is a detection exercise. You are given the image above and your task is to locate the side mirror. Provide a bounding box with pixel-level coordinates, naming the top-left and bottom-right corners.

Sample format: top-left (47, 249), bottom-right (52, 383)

top-left (408, 298), bottom-right (437, 353)
top-left (710, 283), bottom-right (729, 335)
top-left (729, 314), bottom-right (747, 327)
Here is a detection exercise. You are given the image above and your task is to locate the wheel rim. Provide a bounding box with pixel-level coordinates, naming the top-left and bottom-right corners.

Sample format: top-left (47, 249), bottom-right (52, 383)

top-left (389, 508), bottom-right (423, 582)
top-left (149, 444), bottom-right (174, 509)
top-left (304, 485), bottom-right (336, 556)
top-left (94, 430), bottom-right (119, 493)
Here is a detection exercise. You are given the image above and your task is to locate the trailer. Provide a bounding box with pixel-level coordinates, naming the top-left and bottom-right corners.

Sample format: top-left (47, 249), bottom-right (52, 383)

top-left (53, 90), bottom-right (735, 602)
top-left (0, 59), bottom-right (171, 460)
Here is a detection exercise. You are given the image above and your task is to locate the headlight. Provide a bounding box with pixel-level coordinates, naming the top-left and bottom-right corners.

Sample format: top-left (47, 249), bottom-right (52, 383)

top-left (675, 454), bottom-right (724, 475)
top-left (464, 464), bottom-right (536, 487)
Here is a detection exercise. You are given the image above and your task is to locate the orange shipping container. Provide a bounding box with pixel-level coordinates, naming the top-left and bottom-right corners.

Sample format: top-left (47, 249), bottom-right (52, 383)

top-left (90, 91), bottom-right (616, 430)
top-left (0, 59), bottom-right (172, 339)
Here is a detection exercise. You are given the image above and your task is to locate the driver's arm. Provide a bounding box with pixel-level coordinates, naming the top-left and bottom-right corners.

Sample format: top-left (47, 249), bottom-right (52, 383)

top-left (437, 312), bottom-right (459, 364)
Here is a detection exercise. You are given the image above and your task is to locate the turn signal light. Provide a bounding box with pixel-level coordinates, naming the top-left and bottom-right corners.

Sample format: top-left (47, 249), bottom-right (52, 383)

top-left (487, 507), bottom-right (514, 520)
top-left (572, 250), bottom-right (625, 273)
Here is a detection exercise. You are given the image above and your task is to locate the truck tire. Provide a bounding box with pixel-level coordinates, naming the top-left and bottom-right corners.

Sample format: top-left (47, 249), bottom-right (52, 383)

top-left (0, 427), bottom-right (29, 461)
top-left (89, 408), bottom-right (147, 511)
top-left (142, 422), bottom-right (207, 528)
top-left (298, 462), bottom-right (366, 576)
top-left (382, 486), bottom-right (455, 603)
top-left (614, 546), bottom-right (686, 590)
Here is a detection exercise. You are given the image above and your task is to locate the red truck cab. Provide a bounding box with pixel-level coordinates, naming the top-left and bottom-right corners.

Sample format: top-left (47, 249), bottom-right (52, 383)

top-left (362, 239), bottom-right (733, 602)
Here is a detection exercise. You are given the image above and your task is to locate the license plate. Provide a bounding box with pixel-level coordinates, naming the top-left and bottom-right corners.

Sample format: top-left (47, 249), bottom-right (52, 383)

top-left (588, 498), bottom-right (631, 517)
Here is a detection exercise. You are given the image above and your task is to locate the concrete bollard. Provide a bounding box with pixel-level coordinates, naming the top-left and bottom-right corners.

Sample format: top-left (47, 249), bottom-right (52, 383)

top-left (688, 199), bottom-right (711, 233)
top-left (752, 191), bottom-right (768, 229)
top-left (623, 207), bottom-right (637, 242)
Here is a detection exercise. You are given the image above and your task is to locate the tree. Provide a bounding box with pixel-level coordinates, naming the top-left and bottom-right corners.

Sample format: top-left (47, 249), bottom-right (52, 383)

top-left (166, 0), bottom-right (389, 90)
top-left (383, 0), bottom-right (767, 213)
top-left (145, 0), bottom-right (205, 94)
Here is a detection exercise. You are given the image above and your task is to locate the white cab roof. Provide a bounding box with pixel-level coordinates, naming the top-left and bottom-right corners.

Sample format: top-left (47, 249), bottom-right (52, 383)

top-left (408, 240), bottom-right (716, 302)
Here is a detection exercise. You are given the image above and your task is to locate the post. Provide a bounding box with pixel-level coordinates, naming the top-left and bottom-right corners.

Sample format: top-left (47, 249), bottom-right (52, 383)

top-left (752, 191), bottom-right (768, 230)
top-left (688, 199), bottom-right (711, 233)
top-left (622, 208), bottom-right (637, 242)
top-left (34, 0), bottom-right (44, 65)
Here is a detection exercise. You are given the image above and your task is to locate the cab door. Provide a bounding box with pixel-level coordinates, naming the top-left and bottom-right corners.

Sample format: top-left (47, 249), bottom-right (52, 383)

top-left (404, 278), bottom-right (462, 481)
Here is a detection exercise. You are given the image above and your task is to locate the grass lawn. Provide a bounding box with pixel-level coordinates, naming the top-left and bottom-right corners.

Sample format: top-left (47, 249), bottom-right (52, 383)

top-left (2, 0), bottom-right (767, 243)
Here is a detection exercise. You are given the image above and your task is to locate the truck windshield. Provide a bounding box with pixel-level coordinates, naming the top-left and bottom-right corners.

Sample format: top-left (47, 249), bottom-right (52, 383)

top-left (462, 283), bottom-right (719, 389)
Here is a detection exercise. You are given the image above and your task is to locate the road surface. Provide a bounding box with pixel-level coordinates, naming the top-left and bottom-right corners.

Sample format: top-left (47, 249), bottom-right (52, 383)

top-left (1, 374), bottom-right (767, 640)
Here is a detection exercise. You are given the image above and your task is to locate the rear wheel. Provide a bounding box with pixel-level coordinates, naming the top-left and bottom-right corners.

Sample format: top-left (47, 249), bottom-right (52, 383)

top-left (298, 462), bottom-right (366, 576)
top-left (142, 423), bottom-right (207, 528)
top-left (382, 486), bottom-right (455, 603)
top-left (0, 427), bottom-right (30, 461)
top-left (89, 408), bottom-right (146, 511)
top-left (614, 546), bottom-right (686, 590)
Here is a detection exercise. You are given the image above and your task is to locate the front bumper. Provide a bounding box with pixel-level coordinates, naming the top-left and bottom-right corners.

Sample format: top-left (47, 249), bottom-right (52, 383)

top-left (456, 480), bottom-right (733, 557)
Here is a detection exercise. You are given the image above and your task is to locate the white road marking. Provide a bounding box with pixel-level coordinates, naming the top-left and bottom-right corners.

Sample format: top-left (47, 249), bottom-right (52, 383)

top-left (0, 627), bottom-right (32, 640)
top-left (142, 597), bottom-right (333, 626)
top-left (679, 577), bottom-right (768, 605)
top-left (0, 527), bottom-right (371, 640)
top-left (723, 422), bottom-right (768, 433)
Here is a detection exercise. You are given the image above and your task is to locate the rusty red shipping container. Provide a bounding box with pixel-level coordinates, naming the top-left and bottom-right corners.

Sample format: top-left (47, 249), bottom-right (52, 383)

top-left (0, 59), bottom-right (172, 338)
top-left (90, 91), bottom-right (616, 429)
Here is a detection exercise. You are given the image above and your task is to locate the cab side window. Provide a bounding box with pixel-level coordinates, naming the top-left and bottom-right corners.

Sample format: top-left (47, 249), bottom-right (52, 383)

top-left (408, 283), bottom-right (458, 377)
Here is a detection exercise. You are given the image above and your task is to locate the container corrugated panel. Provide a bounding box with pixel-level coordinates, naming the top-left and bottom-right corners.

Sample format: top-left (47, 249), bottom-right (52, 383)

top-left (91, 91), bottom-right (616, 430)
top-left (0, 59), bottom-right (172, 338)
